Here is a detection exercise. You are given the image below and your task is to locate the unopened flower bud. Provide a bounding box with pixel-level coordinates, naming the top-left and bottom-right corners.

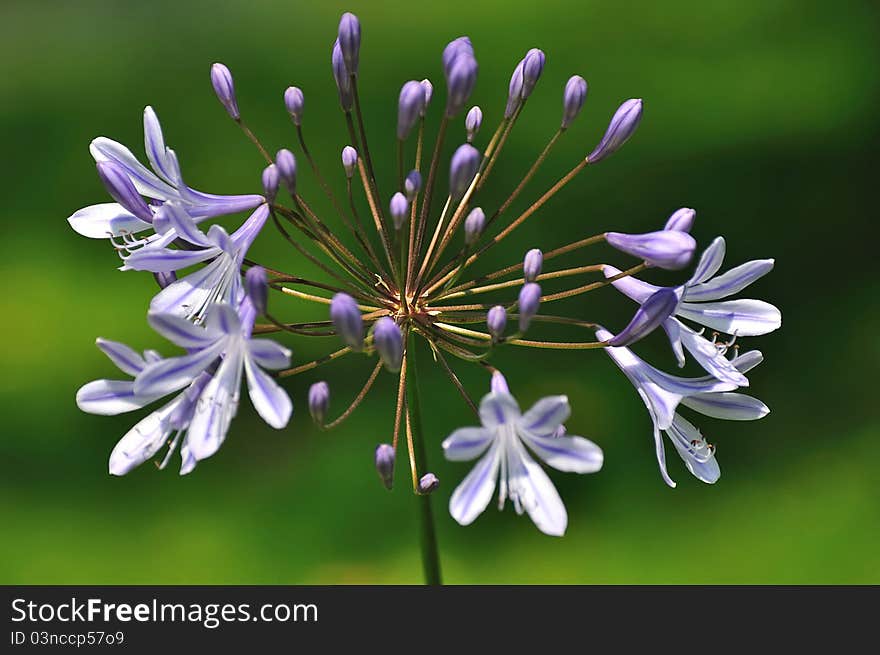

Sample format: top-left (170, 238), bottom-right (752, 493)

top-left (375, 443), bottom-right (395, 490)
top-left (518, 283), bottom-right (541, 331)
top-left (490, 369), bottom-right (510, 394)
top-left (588, 98), bottom-right (643, 164)
top-left (261, 164), bottom-right (279, 204)
top-left (465, 106), bottom-right (483, 142)
top-left (523, 248), bottom-right (543, 282)
top-left (331, 40), bottom-right (353, 111)
top-left (389, 192), bottom-right (409, 230)
top-left (464, 207), bottom-right (485, 245)
top-left (607, 287), bottom-right (679, 347)
top-left (153, 271), bottom-right (177, 289)
top-left (605, 229), bottom-right (696, 270)
top-left (397, 80), bottom-right (426, 140)
top-left (418, 473), bottom-right (440, 494)
top-left (373, 317), bottom-right (404, 372)
top-left (442, 37), bottom-right (474, 74)
top-left (342, 146), bottom-right (358, 178)
top-left (487, 306), bottom-right (507, 341)
top-left (404, 170), bottom-right (422, 201)
top-left (420, 79), bottom-right (433, 115)
top-left (308, 382), bottom-right (330, 426)
top-left (245, 266), bottom-right (269, 315)
top-left (96, 161), bottom-right (153, 222)
top-left (445, 52), bottom-right (478, 117)
top-left (505, 59), bottom-right (525, 118)
top-left (275, 149), bottom-right (297, 196)
top-left (521, 48), bottom-right (545, 98)
top-left (284, 86), bottom-right (304, 125)
top-left (337, 12), bottom-right (361, 75)
top-left (561, 75), bottom-right (588, 129)
top-left (210, 63), bottom-right (239, 120)
top-left (664, 207), bottom-right (696, 233)
top-left (449, 143), bottom-right (480, 200)
top-left (330, 292), bottom-right (364, 350)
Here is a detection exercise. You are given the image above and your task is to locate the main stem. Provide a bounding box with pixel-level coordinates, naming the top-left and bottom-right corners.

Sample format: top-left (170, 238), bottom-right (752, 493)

top-left (406, 332), bottom-right (443, 585)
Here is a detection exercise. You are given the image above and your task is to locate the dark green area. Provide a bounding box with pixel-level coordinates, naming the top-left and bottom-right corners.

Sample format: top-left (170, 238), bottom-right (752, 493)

top-left (1, 0), bottom-right (877, 583)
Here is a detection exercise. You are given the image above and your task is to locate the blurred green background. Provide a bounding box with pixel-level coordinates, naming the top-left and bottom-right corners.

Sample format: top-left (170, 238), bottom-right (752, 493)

top-left (1, 0), bottom-right (877, 584)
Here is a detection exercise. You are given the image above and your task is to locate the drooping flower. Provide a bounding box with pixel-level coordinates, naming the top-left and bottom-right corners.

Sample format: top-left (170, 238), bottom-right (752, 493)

top-left (444, 382), bottom-right (603, 536)
top-left (597, 327), bottom-right (768, 487)
top-left (67, 106), bottom-right (263, 247)
top-left (604, 235), bottom-right (780, 382)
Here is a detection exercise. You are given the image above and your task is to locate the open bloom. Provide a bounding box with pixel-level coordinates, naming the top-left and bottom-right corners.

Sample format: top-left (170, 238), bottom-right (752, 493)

top-left (597, 327), bottom-right (768, 486)
top-left (443, 389), bottom-right (603, 536)
top-left (76, 299), bottom-right (292, 474)
top-left (124, 201), bottom-right (269, 322)
top-left (67, 106), bottom-right (263, 249)
top-left (604, 236), bottom-right (779, 383)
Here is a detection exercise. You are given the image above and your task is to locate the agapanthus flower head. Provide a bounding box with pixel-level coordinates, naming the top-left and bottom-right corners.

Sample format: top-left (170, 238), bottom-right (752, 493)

top-left (70, 12), bottom-right (779, 553)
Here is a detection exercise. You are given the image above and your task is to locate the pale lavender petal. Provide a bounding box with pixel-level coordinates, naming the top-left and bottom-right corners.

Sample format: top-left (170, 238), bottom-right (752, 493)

top-left (666, 413), bottom-right (720, 484)
top-left (183, 190), bottom-right (266, 218)
top-left (519, 395), bottom-right (570, 436)
top-left (662, 318), bottom-right (686, 367)
top-left (96, 338), bottom-right (146, 376)
top-left (677, 299), bottom-right (782, 336)
top-left (678, 325), bottom-right (749, 386)
top-left (244, 355), bottom-right (292, 429)
top-left (229, 204), bottom-right (270, 253)
top-left (124, 244), bottom-right (217, 273)
top-left (681, 391), bottom-right (769, 421)
top-left (149, 255), bottom-right (230, 318)
top-left (479, 392), bottom-right (521, 428)
top-left (506, 437), bottom-right (567, 536)
top-left (205, 302), bottom-right (242, 336)
top-left (133, 340), bottom-right (225, 398)
top-left (442, 427), bottom-right (494, 461)
top-left (689, 236), bottom-right (726, 285)
top-left (602, 264), bottom-right (662, 303)
top-left (108, 398), bottom-right (180, 476)
top-left (731, 350), bottom-right (763, 373)
top-left (646, 407), bottom-right (676, 488)
top-left (519, 431), bottom-right (603, 473)
top-left (143, 106), bottom-right (177, 185)
top-left (246, 339), bottom-right (291, 370)
top-left (76, 379), bottom-right (153, 416)
top-left (684, 258), bottom-right (775, 302)
top-left (147, 312), bottom-right (223, 349)
top-left (90, 137), bottom-right (176, 199)
top-left (186, 348), bottom-right (243, 461)
top-left (608, 287), bottom-right (679, 347)
top-left (160, 202), bottom-right (213, 248)
top-left (449, 440), bottom-right (501, 526)
top-left (67, 203), bottom-right (152, 239)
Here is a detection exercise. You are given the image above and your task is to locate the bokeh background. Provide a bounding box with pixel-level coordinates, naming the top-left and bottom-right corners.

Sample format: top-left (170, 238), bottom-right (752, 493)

top-left (1, 0), bottom-right (877, 584)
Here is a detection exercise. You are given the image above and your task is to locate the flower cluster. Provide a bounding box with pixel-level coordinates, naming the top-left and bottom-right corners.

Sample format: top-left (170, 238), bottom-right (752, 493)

top-left (70, 12), bottom-right (780, 536)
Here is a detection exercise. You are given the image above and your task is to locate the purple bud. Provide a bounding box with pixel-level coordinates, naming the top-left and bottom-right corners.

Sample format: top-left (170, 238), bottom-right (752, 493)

top-left (505, 59), bottom-right (525, 118)
top-left (337, 12), bottom-right (361, 75)
top-left (605, 230), bottom-right (696, 270)
top-left (607, 287), bottom-right (679, 347)
top-left (449, 143), bottom-right (481, 201)
top-left (389, 192), bottom-right (409, 230)
top-left (442, 37), bottom-right (474, 74)
top-left (375, 443), bottom-right (395, 490)
top-left (330, 292), bottom-right (364, 350)
top-left (523, 248), bottom-right (543, 282)
top-left (404, 170), bottom-right (422, 200)
top-left (245, 266), bottom-right (269, 315)
top-left (490, 370), bottom-right (510, 394)
top-left (261, 164), bottom-right (279, 204)
top-left (418, 473), bottom-right (440, 494)
top-left (275, 149), bottom-right (297, 196)
top-left (664, 207), bottom-right (696, 233)
top-left (464, 207), bottom-right (485, 245)
top-left (373, 317), bottom-right (404, 372)
top-left (397, 80), bottom-right (426, 140)
top-left (588, 98), bottom-right (643, 164)
top-left (153, 271), bottom-right (177, 289)
top-left (561, 75), bottom-right (588, 129)
top-left (342, 146), bottom-right (358, 178)
top-left (445, 53), bottom-right (478, 117)
top-left (284, 86), bottom-right (304, 125)
top-left (518, 283), bottom-right (541, 331)
top-left (96, 161), bottom-right (153, 222)
top-left (210, 63), bottom-right (239, 120)
top-left (309, 381), bottom-right (330, 426)
top-left (487, 306), bottom-right (507, 341)
top-left (521, 48), bottom-right (545, 98)
top-left (465, 106), bottom-right (483, 142)
top-left (420, 79), bottom-right (433, 115)
top-left (331, 40), bottom-right (353, 111)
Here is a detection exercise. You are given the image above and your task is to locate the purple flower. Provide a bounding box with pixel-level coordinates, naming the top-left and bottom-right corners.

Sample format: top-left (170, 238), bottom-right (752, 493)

top-left (418, 473), bottom-right (440, 494)
top-left (606, 287), bottom-right (679, 347)
top-left (664, 207), bottom-right (695, 233)
top-left (210, 63), bottom-right (240, 120)
top-left (389, 192), bottom-right (409, 230)
top-left (284, 86), bottom-right (305, 125)
top-left (487, 306), bottom-right (507, 341)
top-left (330, 292), bottom-right (364, 350)
top-left (68, 107), bottom-right (263, 246)
top-left (444, 50), bottom-right (478, 117)
top-left (331, 40), bottom-right (353, 111)
top-left (444, 389), bottom-right (603, 536)
top-left (337, 12), bottom-right (361, 75)
top-left (375, 443), bottom-right (395, 490)
top-left (518, 283), bottom-right (541, 331)
top-left (521, 48), bottom-right (545, 98)
top-left (587, 98), bottom-right (643, 164)
top-left (76, 300), bottom-right (291, 474)
top-left (465, 106), bottom-right (483, 142)
top-left (523, 248), bottom-right (543, 283)
top-left (464, 207), bottom-right (485, 245)
top-left (404, 170), bottom-right (422, 200)
top-left (373, 317), bottom-right (404, 372)
top-left (261, 164), bottom-right (279, 204)
top-left (341, 146), bottom-right (358, 178)
top-left (308, 381), bottom-right (330, 426)
top-left (505, 58), bottom-right (525, 118)
top-left (606, 229), bottom-right (696, 270)
top-left (449, 144), bottom-right (481, 200)
top-left (245, 265), bottom-right (268, 315)
top-left (398, 80), bottom-right (426, 140)
top-left (275, 149), bottom-right (297, 196)
top-left (561, 75), bottom-right (588, 129)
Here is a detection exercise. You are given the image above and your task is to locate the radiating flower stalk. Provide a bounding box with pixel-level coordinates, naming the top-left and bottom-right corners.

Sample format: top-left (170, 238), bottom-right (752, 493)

top-left (68, 12), bottom-right (781, 584)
